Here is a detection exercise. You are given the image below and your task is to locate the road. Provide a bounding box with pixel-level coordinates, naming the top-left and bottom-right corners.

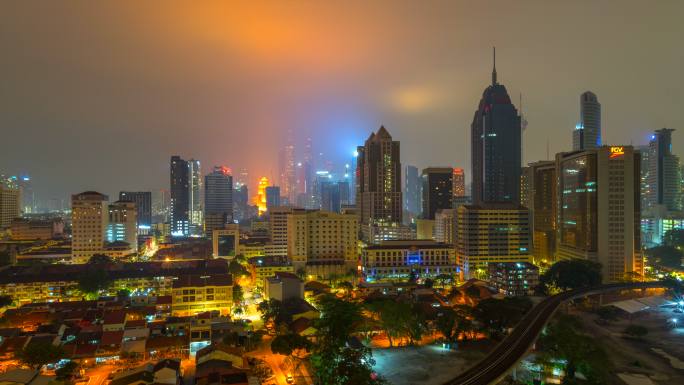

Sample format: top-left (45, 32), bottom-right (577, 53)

top-left (441, 281), bottom-right (669, 385)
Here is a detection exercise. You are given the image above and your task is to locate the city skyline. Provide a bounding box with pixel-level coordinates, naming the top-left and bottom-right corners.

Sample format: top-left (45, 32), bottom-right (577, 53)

top-left (1, 1), bottom-right (683, 205)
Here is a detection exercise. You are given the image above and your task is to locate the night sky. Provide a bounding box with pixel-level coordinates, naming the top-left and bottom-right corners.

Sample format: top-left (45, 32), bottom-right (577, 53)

top-left (1, 1), bottom-right (682, 205)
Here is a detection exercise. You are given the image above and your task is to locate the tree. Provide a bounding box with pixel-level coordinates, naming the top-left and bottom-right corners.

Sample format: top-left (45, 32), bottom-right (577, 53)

top-left (271, 333), bottom-right (311, 356)
top-left (537, 314), bottom-right (609, 383)
top-left (664, 228), bottom-right (684, 248)
top-left (88, 254), bottom-right (113, 265)
top-left (56, 361), bottom-right (79, 380)
top-left (77, 269), bottom-right (112, 298)
top-left (0, 295), bottom-right (13, 308)
top-left (233, 284), bottom-right (244, 304)
top-left (296, 267), bottom-right (307, 280)
top-left (623, 325), bottom-right (648, 339)
top-left (16, 341), bottom-right (64, 369)
top-left (116, 288), bottom-right (131, 299)
top-left (228, 260), bottom-right (249, 278)
top-left (434, 273), bottom-right (453, 288)
top-left (435, 308), bottom-right (458, 342)
top-left (472, 297), bottom-right (533, 340)
top-left (310, 295), bottom-right (387, 385)
top-left (645, 246), bottom-right (683, 270)
top-left (539, 260), bottom-right (602, 293)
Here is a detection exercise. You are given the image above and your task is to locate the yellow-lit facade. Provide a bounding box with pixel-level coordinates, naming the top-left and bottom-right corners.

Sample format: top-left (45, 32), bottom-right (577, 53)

top-left (256, 177), bottom-right (269, 216)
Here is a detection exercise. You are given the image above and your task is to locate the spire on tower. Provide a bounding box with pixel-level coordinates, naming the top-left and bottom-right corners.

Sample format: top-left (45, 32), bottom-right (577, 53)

top-left (492, 46), bottom-right (497, 86)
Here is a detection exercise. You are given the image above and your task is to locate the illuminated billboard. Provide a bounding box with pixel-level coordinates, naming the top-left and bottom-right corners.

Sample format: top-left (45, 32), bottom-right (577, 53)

top-left (609, 146), bottom-right (625, 158)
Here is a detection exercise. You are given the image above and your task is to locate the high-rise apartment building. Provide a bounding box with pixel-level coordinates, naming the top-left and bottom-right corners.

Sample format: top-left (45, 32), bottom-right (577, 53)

top-left (279, 138), bottom-right (297, 204)
top-left (421, 167), bottom-right (453, 220)
top-left (170, 156), bottom-right (190, 236)
top-left (71, 191), bottom-right (109, 263)
top-left (204, 166), bottom-right (233, 237)
top-left (0, 177), bottom-right (20, 229)
top-left (455, 203), bottom-right (532, 279)
top-left (434, 208), bottom-right (457, 244)
top-left (646, 128), bottom-right (681, 211)
top-left (320, 182), bottom-right (341, 213)
top-left (107, 200), bottom-right (138, 252)
top-left (188, 159), bottom-right (203, 235)
top-left (471, 49), bottom-right (522, 204)
top-left (404, 165), bottom-right (421, 220)
top-left (356, 126), bottom-right (403, 242)
top-left (266, 186), bottom-right (281, 211)
top-left (572, 91), bottom-right (602, 151)
top-left (287, 210), bottom-right (358, 279)
top-left (119, 191), bottom-right (152, 234)
top-left (556, 146), bottom-right (642, 282)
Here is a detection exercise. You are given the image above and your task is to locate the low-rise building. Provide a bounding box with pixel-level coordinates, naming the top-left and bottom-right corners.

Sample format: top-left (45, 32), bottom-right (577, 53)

top-left (264, 272), bottom-right (303, 301)
top-left (171, 274), bottom-right (232, 316)
top-left (247, 256), bottom-right (294, 287)
top-left (9, 218), bottom-right (64, 240)
top-left (361, 240), bottom-right (457, 282)
top-left (487, 262), bottom-right (539, 296)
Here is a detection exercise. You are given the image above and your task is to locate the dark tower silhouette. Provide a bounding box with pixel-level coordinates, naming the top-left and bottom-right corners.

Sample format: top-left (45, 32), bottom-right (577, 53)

top-left (471, 48), bottom-right (522, 204)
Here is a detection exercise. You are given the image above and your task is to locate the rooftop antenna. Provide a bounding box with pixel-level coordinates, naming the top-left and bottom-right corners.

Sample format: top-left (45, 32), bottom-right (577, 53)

top-left (492, 46), bottom-right (497, 86)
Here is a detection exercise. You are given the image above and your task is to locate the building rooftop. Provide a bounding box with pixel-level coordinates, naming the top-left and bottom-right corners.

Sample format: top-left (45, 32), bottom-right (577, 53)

top-left (172, 274), bottom-right (232, 289)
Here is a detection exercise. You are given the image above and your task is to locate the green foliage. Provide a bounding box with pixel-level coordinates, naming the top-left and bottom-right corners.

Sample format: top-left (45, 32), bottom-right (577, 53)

top-left (664, 229), bottom-right (684, 248)
top-left (0, 295), bottom-right (13, 308)
top-left (271, 333), bottom-right (311, 356)
top-left (537, 315), bottom-right (610, 384)
top-left (540, 259), bottom-right (602, 292)
top-left (623, 324), bottom-right (648, 339)
top-left (16, 341), bottom-right (64, 369)
top-left (77, 269), bottom-right (112, 298)
top-left (233, 284), bottom-right (244, 304)
top-left (116, 288), bottom-right (131, 299)
top-left (296, 267), bottom-right (307, 280)
top-left (472, 297), bottom-right (533, 340)
top-left (310, 295), bottom-right (387, 385)
top-left (87, 254), bottom-right (113, 264)
top-left (435, 308), bottom-right (458, 342)
top-left (56, 361), bottom-right (78, 380)
top-left (228, 259), bottom-right (249, 278)
top-left (365, 299), bottom-right (427, 346)
top-left (645, 246), bottom-right (683, 270)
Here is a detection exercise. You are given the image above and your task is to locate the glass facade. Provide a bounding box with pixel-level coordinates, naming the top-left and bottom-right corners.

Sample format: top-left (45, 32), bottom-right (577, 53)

top-left (559, 153), bottom-right (598, 252)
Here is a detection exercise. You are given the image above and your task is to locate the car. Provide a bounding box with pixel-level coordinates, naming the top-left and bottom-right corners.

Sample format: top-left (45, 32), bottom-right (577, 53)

top-left (286, 374), bottom-right (295, 384)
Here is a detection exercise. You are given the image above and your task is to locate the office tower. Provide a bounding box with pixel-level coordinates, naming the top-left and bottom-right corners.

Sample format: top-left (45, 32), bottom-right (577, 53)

top-left (279, 137), bottom-right (297, 204)
top-left (637, 145), bottom-right (651, 211)
top-left (0, 177), bottom-right (21, 229)
top-left (152, 189), bottom-right (170, 223)
top-left (434, 208), bottom-right (457, 244)
top-left (188, 159), bottom-right (203, 234)
top-left (17, 175), bottom-right (34, 214)
top-left (404, 165), bottom-right (421, 221)
top-left (455, 203), bottom-right (532, 279)
top-left (204, 166), bottom-right (233, 237)
top-left (170, 156), bottom-right (190, 236)
top-left (452, 168), bottom-right (465, 198)
top-left (522, 161), bottom-right (557, 264)
top-left (646, 128), bottom-right (681, 211)
top-left (556, 146), bottom-right (642, 282)
top-left (356, 126), bottom-right (403, 241)
top-left (287, 210), bottom-right (358, 279)
top-left (119, 191), bottom-right (152, 234)
top-left (71, 191), bottom-right (109, 263)
top-left (421, 167), bottom-right (453, 220)
top-left (256, 177), bottom-right (269, 215)
top-left (338, 180), bottom-right (350, 206)
top-left (266, 186), bottom-right (281, 210)
top-left (572, 91), bottom-right (602, 151)
top-left (303, 137), bottom-right (314, 207)
top-left (107, 200), bottom-right (138, 252)
top-left (320, 182), bottom-right (341, 213)
top-left (237, 168), bottom-right (249, 187)
top-left (471, 49), bottom-right (522, 204)
top-left (349, 152), bottom-right (358, 204)
top-left (233, 184), bottom-right (249, 222)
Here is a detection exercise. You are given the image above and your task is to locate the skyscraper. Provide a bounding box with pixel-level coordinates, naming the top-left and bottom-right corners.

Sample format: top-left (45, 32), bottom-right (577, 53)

top-left (404, 165), bottom-right (421, 220)
top-left (471, 48), bottom-right (522, 204)
top-left (204, 166), bottom-right (233, 237)
top-left (170, 156), bottom-right (190, 236)
top-left (107, 200), bottom-right (138, 252)
top-left (522, 161), bottom-right (557, 264)
top-left (572, 91), bottom-right (602, 151)
top-left (556, 145), bottom-right (642, 282)
top-left (356, 126), bottom-right (403, 241)
top-left (320, 181), bottom-right (341, 213)
top-left (279, 136), bottom-right (296, 204)
top-left (71, 191), bottom-right (109, 263)
top-left (119, 191), bottom-right (152, 234)
top-left (266, 186), bottom-right (281, 211)
top-left (421, 167), bottom-right (453, 220)
top-left (188, 159), bottom-right (203, 234)
top-left (452, 168), bottom-right (465, 198)
top-left (256, 177), bottom-right (269, 216)
top-left (0, 177), bottom-right (20, 229)
top-left (647, 128), bottom-right (681, 211)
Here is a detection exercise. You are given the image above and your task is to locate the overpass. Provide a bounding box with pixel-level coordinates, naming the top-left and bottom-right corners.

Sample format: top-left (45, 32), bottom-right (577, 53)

top-left (442, 281), bottom-right (669, 385)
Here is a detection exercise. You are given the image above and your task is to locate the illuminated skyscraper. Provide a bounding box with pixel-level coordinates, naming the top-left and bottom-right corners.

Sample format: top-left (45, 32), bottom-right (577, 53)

top-left (170, 156), bottom-right (190, 236)
top-left (17, 175), bottom-right (34, 214)
top-left (204, 166), bottom-right (233, 236)
top-left (279, 133), bottom-right (297, 203)
top-left (107, 200), bottom-right (138, 252)
top-left (572, 91), bottom-right (602, 151)
top-left (452, 168), bottom-right (465, 198)
top-left (0, 177), bottom-right (20, 229)
top-left (471, 48), bottom-right (522, 204)
top-left (404, 165), bottom-right (421, 221)
top-left (266, 186), bottom-right (281, 211)
top-left (256, 177), bottom-right (269, 215)
top-left (647, 128), bottom-right (681, 211)
top-left (188, 159), bottom-right (203, 234)
top-left (356, 126), bottom-right (403, 241)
